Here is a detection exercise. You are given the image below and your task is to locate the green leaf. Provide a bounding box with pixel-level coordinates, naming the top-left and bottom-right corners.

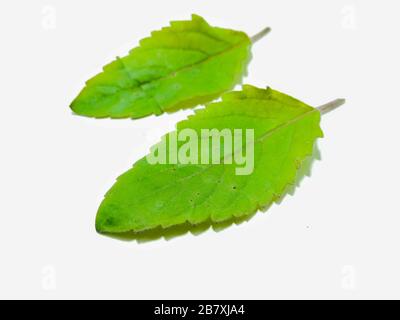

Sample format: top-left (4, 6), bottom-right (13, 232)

top-left (95, 85), bottom-right (324, 234)
top-left (70, 14), bottom-right (253, 119)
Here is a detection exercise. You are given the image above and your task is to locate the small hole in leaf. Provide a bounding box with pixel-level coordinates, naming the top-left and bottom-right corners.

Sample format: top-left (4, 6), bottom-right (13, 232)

top-left (232, 186), bottom-right (237, 190)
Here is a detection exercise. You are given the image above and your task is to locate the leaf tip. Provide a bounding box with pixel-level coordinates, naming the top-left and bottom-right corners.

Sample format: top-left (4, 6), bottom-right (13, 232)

top-left (95, 209), bottom-right (109, 234)
top-left (69, 98), bottom-right (82, 116)
top-left (95, 201), bottom-right (121, 234)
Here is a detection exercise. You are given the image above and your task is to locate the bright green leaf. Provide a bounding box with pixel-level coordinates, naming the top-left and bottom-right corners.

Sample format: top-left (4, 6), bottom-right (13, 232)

top-left (95, 85), bottom-right (324, 234)
top-left (70, 14), bottom-right (254, 119)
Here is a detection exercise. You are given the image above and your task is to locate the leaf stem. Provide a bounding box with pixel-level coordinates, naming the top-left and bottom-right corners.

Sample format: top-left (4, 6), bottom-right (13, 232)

top-left (251, 27), bottom-right (271, 44)
top-left (317, 98), bottom-right (346, 115)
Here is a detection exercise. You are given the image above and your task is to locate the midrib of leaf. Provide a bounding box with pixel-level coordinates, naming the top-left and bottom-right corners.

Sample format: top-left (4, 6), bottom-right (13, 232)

top-left (111, 37), bottom-right (250, 112)
top-left (175, 30), bottom-right (231, 46)
top-left (118, 106), bottom-right (319, 204)
top-left (142, 30), bottom-right (232, 50)
top-left (116, 57), bottom-right (163, 114)
top-left (140, 46), bottom-right (210, 55)
top-left (258, 108), bottom-right (318, 142)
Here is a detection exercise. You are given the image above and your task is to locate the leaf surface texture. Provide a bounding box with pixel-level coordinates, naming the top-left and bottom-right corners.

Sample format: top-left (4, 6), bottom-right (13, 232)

top-left (70, 15), bottom-right (252, 119)
top-left (96, 86), bottom-right (324, 233)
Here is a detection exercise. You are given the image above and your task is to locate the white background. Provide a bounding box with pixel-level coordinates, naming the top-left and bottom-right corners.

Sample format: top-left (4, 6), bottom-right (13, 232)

top-left (1, 0), bottom-right (399, 299)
